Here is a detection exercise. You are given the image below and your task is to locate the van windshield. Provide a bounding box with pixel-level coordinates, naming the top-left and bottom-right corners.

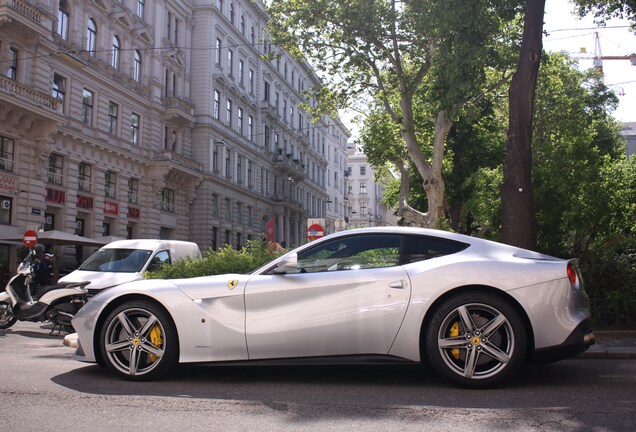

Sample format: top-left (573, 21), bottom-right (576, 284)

top-left (79, 249), bottom-right (152, 273)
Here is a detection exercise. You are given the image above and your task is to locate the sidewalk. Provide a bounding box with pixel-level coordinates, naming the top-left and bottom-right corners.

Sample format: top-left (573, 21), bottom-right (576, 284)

top-left (578, 330), bottom-right (636, 359)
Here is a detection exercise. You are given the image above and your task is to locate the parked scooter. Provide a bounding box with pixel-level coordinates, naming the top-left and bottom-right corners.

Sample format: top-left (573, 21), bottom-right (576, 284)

top-left (0, 250), bottom-right (89, 333)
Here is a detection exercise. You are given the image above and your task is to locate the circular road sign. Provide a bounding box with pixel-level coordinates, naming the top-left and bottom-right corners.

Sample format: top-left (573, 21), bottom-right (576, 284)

top-left (23, 229), bottom-right (37, 248)
top-left (307, 224), bottom-right (324, 241)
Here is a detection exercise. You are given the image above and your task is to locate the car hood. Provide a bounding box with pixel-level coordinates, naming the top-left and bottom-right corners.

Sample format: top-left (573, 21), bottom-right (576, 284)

top-left (58, 270), bottom-right (143, 290)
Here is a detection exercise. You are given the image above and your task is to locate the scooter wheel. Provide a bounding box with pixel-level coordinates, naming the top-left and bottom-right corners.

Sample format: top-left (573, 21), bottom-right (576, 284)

top-left (0, 301), bottom-right (17, 329)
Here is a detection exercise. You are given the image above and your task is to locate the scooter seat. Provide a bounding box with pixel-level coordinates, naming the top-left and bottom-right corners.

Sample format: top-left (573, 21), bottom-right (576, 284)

top-left (34, 283), bottom-right (75, 300)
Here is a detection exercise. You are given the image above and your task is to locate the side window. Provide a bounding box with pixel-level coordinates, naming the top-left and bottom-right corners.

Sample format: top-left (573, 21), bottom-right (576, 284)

top-left (399, 235), bottom-right (469, 265)
top-left (147, 250), bottom-right (171, 272)
top-left (296, 234), bottom-right (402, 273)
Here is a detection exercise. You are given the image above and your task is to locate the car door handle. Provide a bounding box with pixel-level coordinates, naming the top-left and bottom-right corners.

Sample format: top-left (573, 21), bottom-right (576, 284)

top-left (389, 280), bottom-right (404, 289)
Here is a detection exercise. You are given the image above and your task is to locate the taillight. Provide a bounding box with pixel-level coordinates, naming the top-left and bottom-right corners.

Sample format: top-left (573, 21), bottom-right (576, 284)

top-left (567, 262), bottom-right (577, 286)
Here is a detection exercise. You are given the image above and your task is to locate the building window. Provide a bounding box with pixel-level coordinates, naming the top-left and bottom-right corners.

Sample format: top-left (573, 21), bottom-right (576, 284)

top-left (249, 69), bottom-right (254, 93)
top-left (227, 49), bottom-right (233, 75)
top-left (250, 26), bottom-right (255, 44)
top-left (213, 90), bottom-right (220, 119)
top-left (247, 161), bottom-right (253, 188)
top-left (78, 162), bottom-right (91, 192)
top-left (225, 151), bottom-right (231, 178)
top-left (237, 107), bottom-right (243, 134)
top-left (217, 0), bottom-right (224, 12)
top-left (130, 113), bottom-right (140, 144)
top-left (0, 136), bottom-right (15, 172)
top-left (211, 194), bottom-right (219, 218)
top-left (237, 155), bottom-right (242, 183)
top-left (0, 197), bottom-right (11, 224)
top-left (215, 38), bottom-right (222, 65)
top-left (161, 188), bottom-right (174, 213)
top-left (360, 182), bottom-right (367, 194)
top-left (247, 206), bottom-right (253, 226)
top-left (237, 202), bottom-right (243, 224)
top-left (136, 0), bottom-right (145, 18)
top-left (82, 89), bottom-right (93, 126)
top-left (52, 74), bottom-right (65, 112)
top-left (87, 19), bottom-right (96, 55)
top-left (105, 171), bottom-right (117, 198)
top-left (238, 59), bottom-right (244, 86)
top-left (57, 1), bottom-right (69, 40)
top-left (248, 115), bottom-right (253, 141)
top-left (240, 15), bottom-right (246, 35)
top-left (224, 198), bottom-right (231, 221)
top-left (6, 48), bottom-right (17, 79)
top-left (128, 178), bottom-right (138, 204)
top-left (229, 2), bottom-right (235, 24)
top-left (108, 102), bottom-right (118, 135)
top-left (213, 146), bottom-right (219, 172)
top-left (264, 125), bottom-right (270, 150)
top-left (133, 50), bottom-right (142, 82)
top-left (360, 165), bottom-right (366, 175)
top-left (226, 99), bottom-right (232, 126)
top-left (263, 80), bottom-right (270, 102)
top-left (48, 154), bottom-right (63, 185)
top-left (112, 36), bottom-right (120, 69)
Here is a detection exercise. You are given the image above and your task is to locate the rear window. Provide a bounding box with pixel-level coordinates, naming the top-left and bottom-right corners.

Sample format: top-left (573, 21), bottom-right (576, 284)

top-left (399, 235), bottom-right (468, 264)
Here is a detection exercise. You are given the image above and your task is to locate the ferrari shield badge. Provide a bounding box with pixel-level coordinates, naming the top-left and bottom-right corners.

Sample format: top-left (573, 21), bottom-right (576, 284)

top-left (227, 279), bottom-right (238, 290)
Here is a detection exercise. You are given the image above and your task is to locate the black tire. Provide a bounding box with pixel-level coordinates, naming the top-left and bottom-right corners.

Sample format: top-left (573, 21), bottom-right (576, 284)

top-left (0, 301), bottom-right (17, 329)
top-left (425, 291), bottom-right (527, 388)
top-left (99, 300), bottom-right (179, 381)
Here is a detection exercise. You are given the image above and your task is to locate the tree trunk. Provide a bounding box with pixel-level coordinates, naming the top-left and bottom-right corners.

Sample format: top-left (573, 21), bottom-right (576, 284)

top-left (501, 0), bottom-right (545, 249)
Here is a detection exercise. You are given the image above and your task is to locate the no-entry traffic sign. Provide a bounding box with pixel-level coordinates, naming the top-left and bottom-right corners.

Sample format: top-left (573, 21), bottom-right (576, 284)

top-left (23, 229), bottom-right (37, 247)
top-left (307, 224), bottom-right (324, 241)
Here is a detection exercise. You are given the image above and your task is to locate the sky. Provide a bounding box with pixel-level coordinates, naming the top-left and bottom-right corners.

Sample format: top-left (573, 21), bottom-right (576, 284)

top-left (543, 0), bottom-right (636, 123)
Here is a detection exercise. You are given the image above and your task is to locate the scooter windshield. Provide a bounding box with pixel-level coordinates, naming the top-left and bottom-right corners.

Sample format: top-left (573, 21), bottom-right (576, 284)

top-left (79, 249), bottom-right (152, 273)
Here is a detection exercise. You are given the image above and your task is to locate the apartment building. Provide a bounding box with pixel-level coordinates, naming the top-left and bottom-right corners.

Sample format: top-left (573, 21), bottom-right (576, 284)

top-left (345, 146), bottom-right (396, 228)
top-left (0, 0), bottom-right (348, 277)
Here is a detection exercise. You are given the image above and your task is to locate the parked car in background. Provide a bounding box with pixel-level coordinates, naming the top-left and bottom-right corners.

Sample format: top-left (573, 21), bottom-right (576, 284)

top-left (71, 227), bottom-right (594, 388)
top-left (59, 240), bottom-right (201, 297)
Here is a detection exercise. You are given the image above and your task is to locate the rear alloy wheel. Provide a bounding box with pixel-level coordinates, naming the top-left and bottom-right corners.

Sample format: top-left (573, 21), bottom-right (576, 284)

top-left (425, 292), bottom-right (527, 388)
top-left (0, 301), bottom-right (17, 329)
top-left (99, 300), bottom-right (178, 381)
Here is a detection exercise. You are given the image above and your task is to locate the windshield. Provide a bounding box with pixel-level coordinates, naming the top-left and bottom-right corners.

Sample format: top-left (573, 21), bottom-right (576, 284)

top-left (79, 248), bottom-right (152, 273)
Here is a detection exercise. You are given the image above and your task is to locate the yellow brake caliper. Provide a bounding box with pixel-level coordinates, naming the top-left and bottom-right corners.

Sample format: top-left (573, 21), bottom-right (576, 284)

top-left (450, 322), bottom-right (460, 359)
top-left (149, 324), bottom-right (163, 362)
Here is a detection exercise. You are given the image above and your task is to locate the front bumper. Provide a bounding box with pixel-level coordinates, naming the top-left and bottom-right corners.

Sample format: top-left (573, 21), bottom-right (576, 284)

top-left (532, 319), bottom-right (595, 364)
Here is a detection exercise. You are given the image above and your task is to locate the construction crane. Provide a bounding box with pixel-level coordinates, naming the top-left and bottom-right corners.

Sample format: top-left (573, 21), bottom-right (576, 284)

top-left (576, 32), bottom-right (636, 76)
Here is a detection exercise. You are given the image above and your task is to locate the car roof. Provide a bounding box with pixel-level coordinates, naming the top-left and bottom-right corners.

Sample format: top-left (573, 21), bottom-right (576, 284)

top-left (100, 239), bottom-right (201, 256)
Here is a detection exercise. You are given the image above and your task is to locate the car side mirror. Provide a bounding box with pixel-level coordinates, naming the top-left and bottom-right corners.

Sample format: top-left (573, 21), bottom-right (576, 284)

top-left (272, 253), bottom-right (298, 274)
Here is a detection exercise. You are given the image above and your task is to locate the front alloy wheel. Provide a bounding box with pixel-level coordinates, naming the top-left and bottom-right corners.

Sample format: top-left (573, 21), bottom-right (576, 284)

top-left (425, 292), bottom-right (527, 388)
top-left (99, 300), bottom-right (178, 381)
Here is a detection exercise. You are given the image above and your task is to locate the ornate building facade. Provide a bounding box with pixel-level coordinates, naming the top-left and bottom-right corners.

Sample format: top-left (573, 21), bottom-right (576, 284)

top-left (0, 0), bottom-right (348, 278)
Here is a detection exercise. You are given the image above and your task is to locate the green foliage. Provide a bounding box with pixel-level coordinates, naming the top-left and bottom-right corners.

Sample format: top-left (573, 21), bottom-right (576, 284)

top-left (573, 0), bottom-right (636, 24)
top-left (145, 240), bottom-right (284, 279)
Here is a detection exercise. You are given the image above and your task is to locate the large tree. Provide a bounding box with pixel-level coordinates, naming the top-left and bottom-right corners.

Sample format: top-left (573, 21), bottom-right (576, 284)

top-left (267, 0), bottom-right (521, 227)
top-left (501, 0), bottom-right (545, 249)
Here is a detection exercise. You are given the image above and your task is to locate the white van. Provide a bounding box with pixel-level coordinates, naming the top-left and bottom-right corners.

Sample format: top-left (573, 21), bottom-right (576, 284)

top-left (59, 239), bottom-right (202, 296)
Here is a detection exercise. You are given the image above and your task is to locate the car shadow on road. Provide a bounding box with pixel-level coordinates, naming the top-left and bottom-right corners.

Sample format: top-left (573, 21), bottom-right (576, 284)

top-left (50, 360), bottom-right (598, 409)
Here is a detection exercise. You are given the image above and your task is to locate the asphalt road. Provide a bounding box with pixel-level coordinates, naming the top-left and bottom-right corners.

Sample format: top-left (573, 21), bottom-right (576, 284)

top-left (1, 321), bottom-right (634, 432)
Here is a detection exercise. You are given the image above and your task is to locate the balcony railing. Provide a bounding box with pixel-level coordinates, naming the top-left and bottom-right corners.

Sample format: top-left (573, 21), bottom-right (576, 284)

top-left (0, 157), bottom-right (14, 172)
top-left (77, 179), bottom-right (91, 192)
top-left (47, 170), bottom-right (62, 185)
top-left (105, 187), bottom-right (116, 198)
top-left (0, 75), bottom-right (59, 112)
